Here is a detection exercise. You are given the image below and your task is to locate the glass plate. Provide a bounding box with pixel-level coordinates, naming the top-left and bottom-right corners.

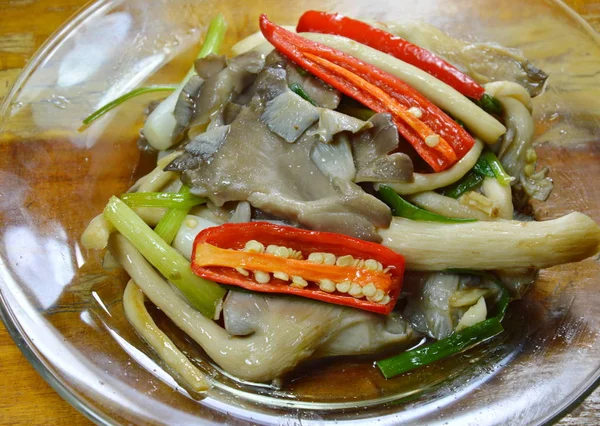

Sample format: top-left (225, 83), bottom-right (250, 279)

top-left (1, 0), bottom-right (599, 424)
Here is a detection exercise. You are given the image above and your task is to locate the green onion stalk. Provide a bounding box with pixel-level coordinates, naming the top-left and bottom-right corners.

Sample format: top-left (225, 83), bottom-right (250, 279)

top-left (104, 196), bottom-right (226, 319)
top-left (476, 93), bottom-right (503, 115)
top-left (376, 273), bottom-right (510, 379)
top-left (153, 184), bottom-right (196, 245)
top-left (440, 150), bottom-right (514, 197)
top-left (120, 191), bottom-right (205, 210)
top-left (379, 185), bottom-right (477, 223)
top-left (149, 15), bottom-right (227, 241)
top-left (81, 14), bottom-right (227, 126)
top-left (481, 150), bottom-right (514, 186)
top-left (440, 171), bottom-right (484, 199)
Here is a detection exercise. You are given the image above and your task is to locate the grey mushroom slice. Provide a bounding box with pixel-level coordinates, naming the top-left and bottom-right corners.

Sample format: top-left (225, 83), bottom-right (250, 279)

top-left (194, 54), bottom-right (227, 79)
top-left (171, 74), bottom-right (205, 143)
top-left (223, 291), bottom-right (418, 361)
top-left (164, 153), bottom-right (199, 173)
top-left (308, 108), bottom-right (373, 143)
top-left (357, 153), bottom-right (414, 183)
top-left (177, 62), bottom-right (391, 241)
top-left (261, 90), bottom-right (320, 143)
top-left (184, 125), bottom-right (231, 161)
top-left (351, 113), bottom-right (414, 183)
top-left (190, 51), bottom-right (265, 128)
top-left (310, 134), bottom-right (356, 182)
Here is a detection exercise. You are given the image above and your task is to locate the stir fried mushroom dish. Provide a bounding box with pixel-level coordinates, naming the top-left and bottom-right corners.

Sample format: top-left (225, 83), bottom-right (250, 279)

top-left (81, 11), bottom-right (600, 393)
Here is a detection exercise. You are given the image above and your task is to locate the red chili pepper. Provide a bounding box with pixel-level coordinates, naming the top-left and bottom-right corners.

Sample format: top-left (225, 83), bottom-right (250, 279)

top-left (191, 222), bottom-right (405, 315)
top-left (296, 11), bottom-right (485, 100)
top-left (259, 15), bottom-right (475, 171)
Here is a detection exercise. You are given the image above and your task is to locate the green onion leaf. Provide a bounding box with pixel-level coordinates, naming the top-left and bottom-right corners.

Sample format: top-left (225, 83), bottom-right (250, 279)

top-left (337, 106), bottom-right (376, 121)
top-left (289, 83), bottom-right (317, 106)
top-left (377, 270), bottom-right (511, 379)
top-left (153, 184), bottom-right (194, 245)
top-left (376, 317), bottom-right (504, 379)
top-left (440, 171), bottom-right (484, 199)
top-left (379, 185), bottom-right (477, 223)
top-left (196, 14), bottom-right (227, 59)
top-left (481, 151), bottom-right (514, 186)
top-left (104, 196), bottom-right (225, 318)
top-left (82, 85), bottom-right (177, 126)
top-left (120, 191), bottom-right (205, 209)
top-left (476, 93), bottom-right (503, 115)
top-left (473, 156), bottom-right (495, 178)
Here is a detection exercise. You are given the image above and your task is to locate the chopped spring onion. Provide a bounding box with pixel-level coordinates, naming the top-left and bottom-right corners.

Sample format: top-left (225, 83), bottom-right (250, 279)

top-left (289, 82), bottom-right (316, 106)
top-left (379, 185), bottom-right (477, 223)
top-left (476, 93), bottom-right (503, 115)
top-left (377, 272), bottom-right (510, 378)
top-left (120, 191), bottom-right (205, 209)
top-left (440, 171), bottom-right (484, 199)
top-left (154, 184), bottom-right (195, 245)
top-left (338, 106), bottom-right (376, 121)
top-left (440, 151), bottom-right (511, 198)
top-left (377, 317), bottom-right (504, 378)
top-left (103, 196), bottom-right (226, 318)
top-left (473, 155), bottom-right (495, 178)
top-left (481, 150), bottom-right (515, 186)
top-left (183, 13), bottom-right (228, 80)
top-left (82, 14), bottom-right (227, 128)
top-left (197, 14), bottom-right (227, 59)
top-left (82, 85), bottom-right (177, 125)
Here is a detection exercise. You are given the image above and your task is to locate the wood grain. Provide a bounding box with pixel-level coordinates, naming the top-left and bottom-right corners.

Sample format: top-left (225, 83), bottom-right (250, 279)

top-left (0, 0), bottom-right (598, 425)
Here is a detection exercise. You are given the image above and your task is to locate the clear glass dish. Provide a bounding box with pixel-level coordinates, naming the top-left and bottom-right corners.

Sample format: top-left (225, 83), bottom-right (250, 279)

top-left (1, 0), bottom-right (599, 424)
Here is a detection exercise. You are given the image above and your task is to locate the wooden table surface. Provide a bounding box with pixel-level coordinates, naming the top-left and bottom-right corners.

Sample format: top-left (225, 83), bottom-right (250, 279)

top-left (1, 0), bottom-right (600, 424)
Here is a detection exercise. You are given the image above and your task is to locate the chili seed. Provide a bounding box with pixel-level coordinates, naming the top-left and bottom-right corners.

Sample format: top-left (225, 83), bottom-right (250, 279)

top-left (362, 283), bottom-right (377, 297)
top-left (336, 281), bottom-right (351, 293)
top-left (273, 271), bottom-right (289, 281)
top-left (245, 240), bottom-right (265, 254)
top-left (307, 252), bottom-right (324, 264)
top-left (291, 275), bottom-right (308, 288)
top-left (289, 249), bottom-right (303, 260)
top-left (364, 259), bottom-right (382, 271)
top-left (407, 106), bottom-right (423, 118)
top-left (336, 255), bottom-right (354, 267)
top-left (184, 218), bottom-right (198, 228)
top-left (254, 270), bottom-right (271, 283)
top-left (425, 134), bottom-right (440, 148)
top-left (353, 259), bottom-right (365, 268)
top-left (323, 253), bottom-right (336, 265)
top-left (319, 279), bottom-right (336, 293)
top-left (235, 267), bottom-right (249, 276)
top-left (368, 289), bottom-right (385, 303)
top-left (349, 282), bottom-right (364, 298)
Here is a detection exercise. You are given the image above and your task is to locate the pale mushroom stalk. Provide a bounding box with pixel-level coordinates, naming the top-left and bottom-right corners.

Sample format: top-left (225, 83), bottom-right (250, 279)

top-left (379, 213), bottom-right (600, 270)
top-left (108, 233), bottom-right (416, 383)
top-left (123, 280), bottom-right (209, 392)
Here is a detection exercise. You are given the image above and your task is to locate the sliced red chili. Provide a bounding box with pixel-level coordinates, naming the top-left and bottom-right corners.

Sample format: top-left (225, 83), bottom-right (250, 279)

top-left (259, 15), bottom-right (475, 171)
top-left (191, 222), bottom-right (405, 314)
top-left (296, 11), bottom-right (485, 99)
